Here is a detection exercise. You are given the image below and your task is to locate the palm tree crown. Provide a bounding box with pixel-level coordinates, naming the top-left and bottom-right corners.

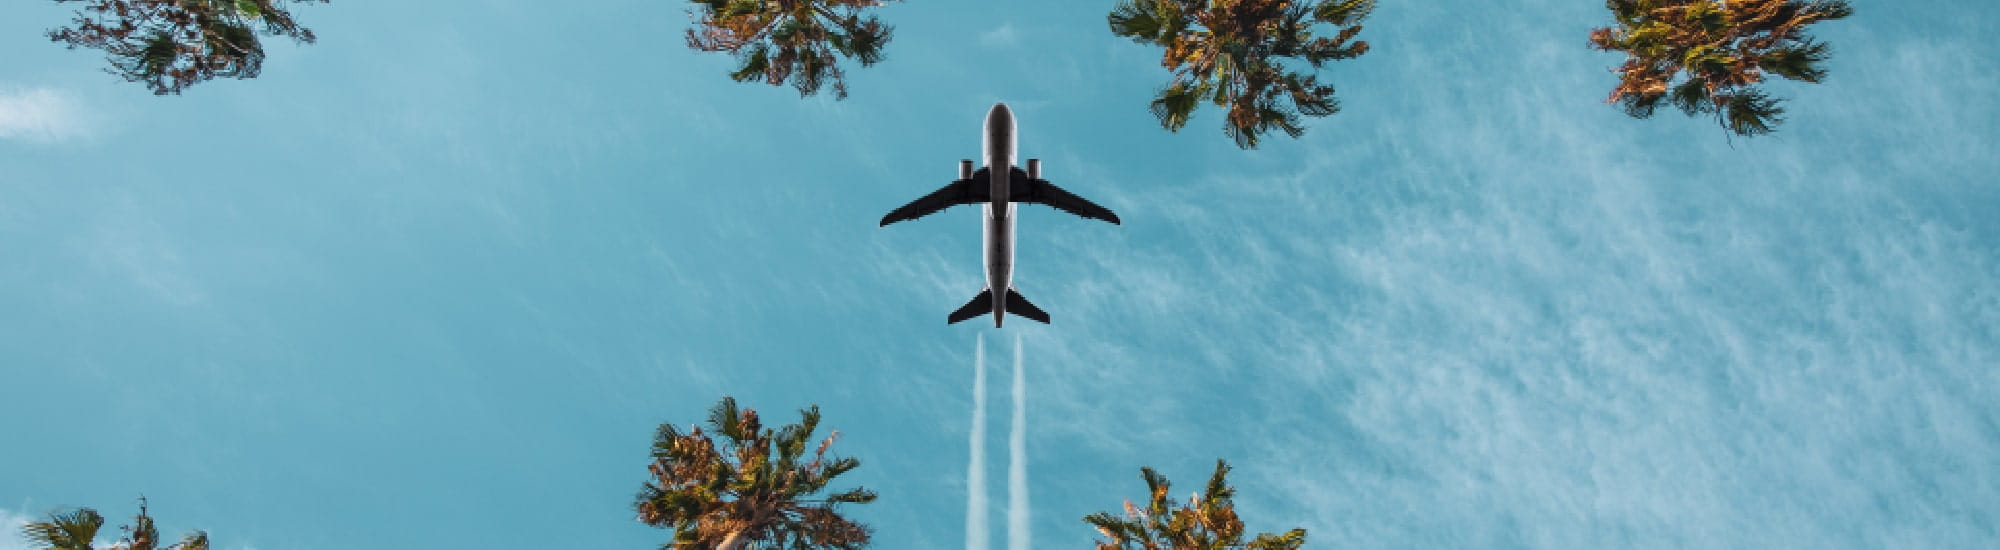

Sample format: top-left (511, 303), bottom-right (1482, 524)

top-left (1589, 0), bottom-right (1853, 136)
top-left (20, 498), bottom-right (209, 550)
top-left (47, 0), bottom-right (326, 95)
top-left (685, 0), bottom-right (898, 100)
top-left (1084, 459), bottom-right (1306, 550)
top-left (635, 396), bottom-right (877, 550)
top-left (1108, 0), bottom-right (1374, 149)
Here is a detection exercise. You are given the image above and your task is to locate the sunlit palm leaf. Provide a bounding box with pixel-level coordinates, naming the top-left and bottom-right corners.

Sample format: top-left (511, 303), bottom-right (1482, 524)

top-left (23, 508), bottom-right (103, 550)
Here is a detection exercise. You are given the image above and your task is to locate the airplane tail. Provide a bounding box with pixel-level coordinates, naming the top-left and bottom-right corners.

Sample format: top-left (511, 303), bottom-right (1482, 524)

top-left (947, 288), bottom-right (1050, 327)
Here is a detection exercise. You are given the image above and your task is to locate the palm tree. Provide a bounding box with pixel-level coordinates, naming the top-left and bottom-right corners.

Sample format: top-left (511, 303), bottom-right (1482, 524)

top-left (634, 396), bottom-right (878, 550)
top-left (20, 497), bottom-right (209, 550)
top-left (1108, 0), bottom-right (1374, 149)
top-left (1589, 0), bottom-right (1853, 136)
top-left (1084, 459), bottom-right (1305, 550)
top-left (47, 0), bottom-right (326, 95)
top-left (685, 0), bottom-right (899, 100)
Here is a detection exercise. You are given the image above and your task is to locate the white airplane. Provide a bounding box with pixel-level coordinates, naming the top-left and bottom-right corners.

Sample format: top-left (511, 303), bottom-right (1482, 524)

top-left (880, 103), bottom-right (1120, 327)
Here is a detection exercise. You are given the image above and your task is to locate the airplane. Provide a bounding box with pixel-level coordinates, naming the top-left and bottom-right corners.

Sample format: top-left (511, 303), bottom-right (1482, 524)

top-left (879, 103), bottom-right (1120, 327)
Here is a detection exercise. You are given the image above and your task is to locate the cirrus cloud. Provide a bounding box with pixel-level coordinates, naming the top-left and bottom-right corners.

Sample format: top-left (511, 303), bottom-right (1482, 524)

top-left (0, 87), bottom-right (91, 144)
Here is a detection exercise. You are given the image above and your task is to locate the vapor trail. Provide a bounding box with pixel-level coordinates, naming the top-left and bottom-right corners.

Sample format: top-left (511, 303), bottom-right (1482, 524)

top-left (1007, 333), bottom-right (1030, 550)
top-left (967, 334), bottom-right (989, 550)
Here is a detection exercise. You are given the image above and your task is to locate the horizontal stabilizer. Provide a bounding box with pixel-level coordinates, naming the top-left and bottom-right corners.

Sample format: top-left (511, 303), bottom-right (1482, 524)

top-left (1004, 288), bottom-right (1050, 324)
top-left (944, 287), bottom-right (1051, 325)
top-left (947, 289), bottom-right (995, 324)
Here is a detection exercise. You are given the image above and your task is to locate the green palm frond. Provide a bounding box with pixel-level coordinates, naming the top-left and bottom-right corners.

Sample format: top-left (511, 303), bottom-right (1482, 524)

top-left (709, 396), bottom-right (745, 442)
top-left (1150, 81), bottom-right (1203, 132)
top-left (1247, 528), bottom-right (1308, 549)
top-left (1108, 0), bottom-right (1175, 45)
top-left (1314, 0), bottom-right (1375, 25)
top-left (23, 508), bottom-right (104, 550)
top-left (1757, 38), bottom-right (1831, 82)
top-left (172, 531), bottom-right (210, 550)
top-left (1667, 78), bottom-right (1710, 115)
top-left (1721, 90), bottom-right (1783, 136)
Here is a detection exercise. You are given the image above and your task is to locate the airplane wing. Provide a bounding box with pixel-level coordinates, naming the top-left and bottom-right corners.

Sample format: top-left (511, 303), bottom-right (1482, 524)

top-left (1012, 170), bottom-right (1121, 225)
top-left (880, 169), bottom-right (992, 226)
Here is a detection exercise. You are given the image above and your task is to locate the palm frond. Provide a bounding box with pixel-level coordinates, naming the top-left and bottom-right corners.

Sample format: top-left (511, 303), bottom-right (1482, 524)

top-left (1107, 0), bottom-right (1170, 44)
top-left (23, 507), bottom-right (103, 550)
top-left (1148, 81), bottom-right (1201, 132)
top-left (170, 531), bottom-right (210, 550)
top-left (1313, 0), bottom-right (1376, 25)
top-left (1756, 38), bottom-right (1831, 82)
top-left (1721, 89), bottom-right (1783, 135)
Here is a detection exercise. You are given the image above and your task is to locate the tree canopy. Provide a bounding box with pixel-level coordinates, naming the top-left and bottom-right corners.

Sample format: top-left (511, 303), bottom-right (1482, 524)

top-left (20, 498), bottom-right (209, 550)
top-left (47, 0), bottom-right (326, 95)
top-left (1109, 0), bottom-right (1375, 149)
top-left (1085, 459), bottom-right (1307, 550)
top-left (1590, 0), bottom-right (1853, 136)
top-left (635, 396), bottom-right (877, 550)
top-left (685, 0), bottom-right (899, 100)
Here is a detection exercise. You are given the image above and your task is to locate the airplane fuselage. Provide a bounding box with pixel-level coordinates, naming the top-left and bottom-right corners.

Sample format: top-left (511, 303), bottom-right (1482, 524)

top-left (981, 104), bottom-right (1017, 326)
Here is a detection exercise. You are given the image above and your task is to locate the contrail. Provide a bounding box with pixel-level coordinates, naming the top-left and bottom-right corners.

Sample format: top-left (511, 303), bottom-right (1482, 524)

top-left (967, 334), bottom-right (989, 550)
top-left (1007, 333), bottom-right (1030, 550)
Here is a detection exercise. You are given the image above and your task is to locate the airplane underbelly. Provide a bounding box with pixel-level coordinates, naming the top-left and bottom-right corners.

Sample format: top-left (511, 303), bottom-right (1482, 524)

top-left (982, 204), bottom-right (1014, 290)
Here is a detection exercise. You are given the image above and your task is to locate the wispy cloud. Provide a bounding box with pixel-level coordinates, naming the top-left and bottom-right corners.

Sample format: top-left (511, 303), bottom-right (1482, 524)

top-left (0, 87), bottom-right (90, 143)
top-left (979, 24), bottom-right (1019, 49)
top-left (1, 507), bottom-right (34, 550)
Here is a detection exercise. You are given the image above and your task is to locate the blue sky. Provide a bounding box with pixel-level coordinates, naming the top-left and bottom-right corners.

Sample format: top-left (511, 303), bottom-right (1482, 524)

top-left (4, 0), bottom-right (1997, 548)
